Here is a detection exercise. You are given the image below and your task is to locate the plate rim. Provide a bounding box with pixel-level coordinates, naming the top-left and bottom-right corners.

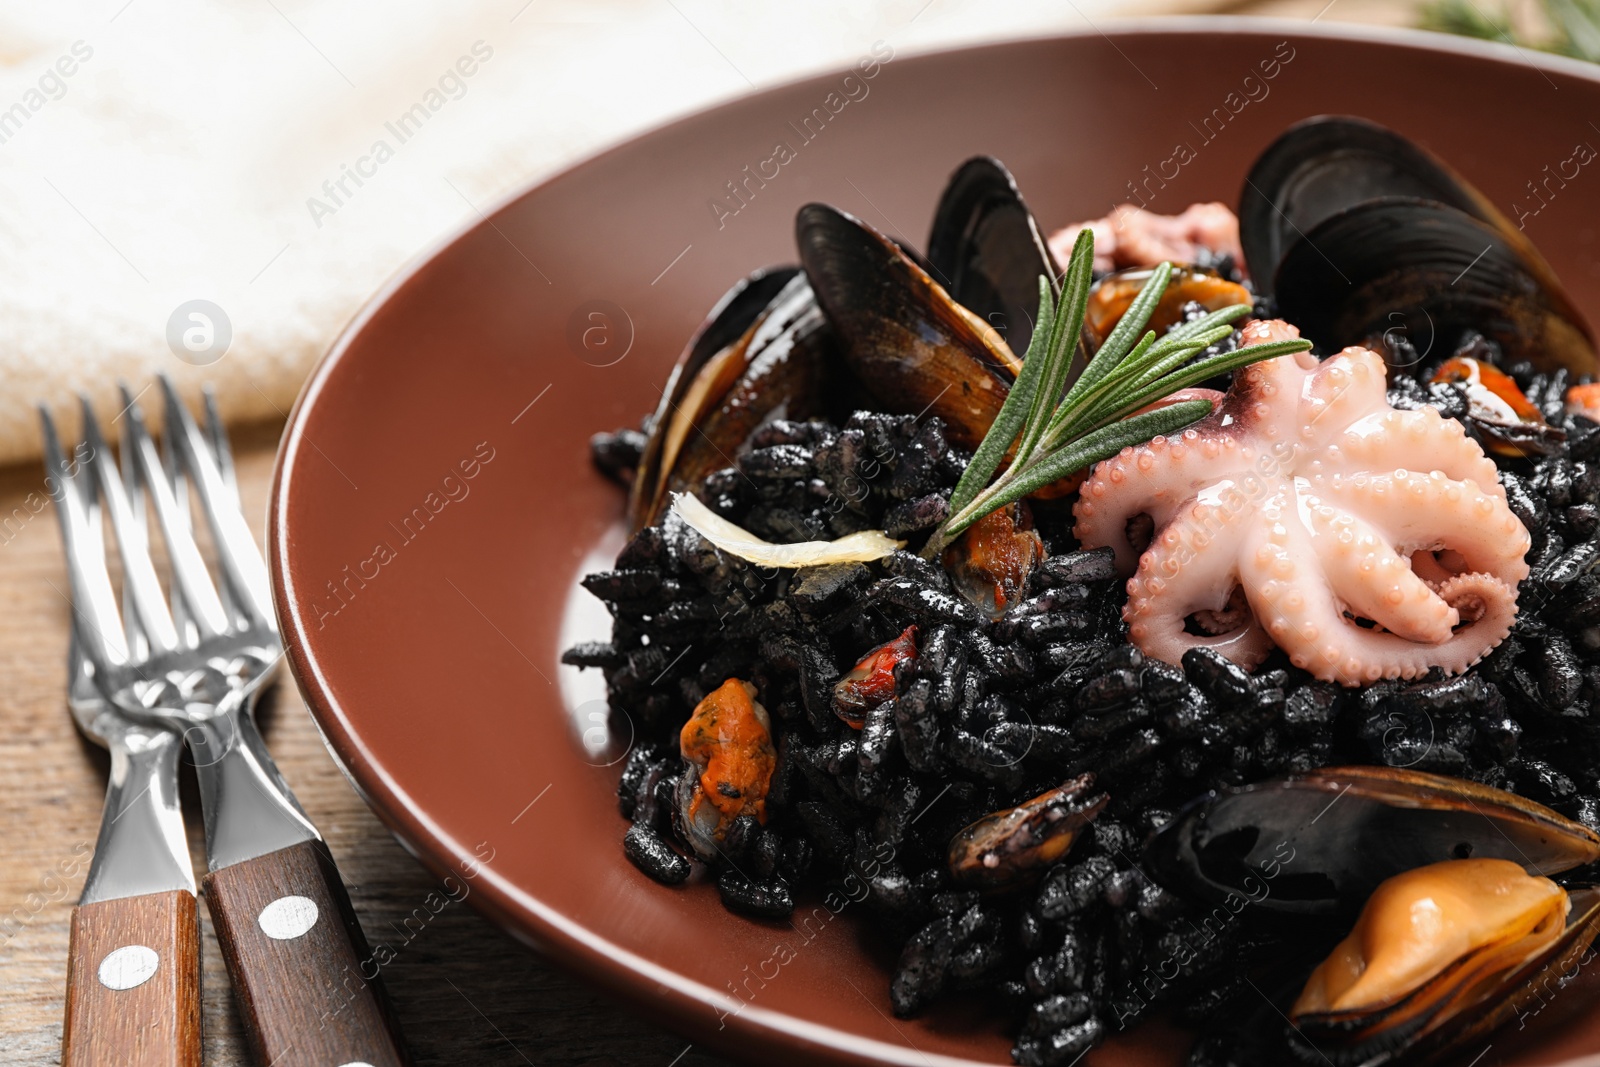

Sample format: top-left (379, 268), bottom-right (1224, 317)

top-left (269, 19), bottom-right (1600, 1067)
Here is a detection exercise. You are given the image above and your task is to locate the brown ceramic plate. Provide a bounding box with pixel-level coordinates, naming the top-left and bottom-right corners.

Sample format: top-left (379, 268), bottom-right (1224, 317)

top-left (271, 20), bottom-right (1600, 1067)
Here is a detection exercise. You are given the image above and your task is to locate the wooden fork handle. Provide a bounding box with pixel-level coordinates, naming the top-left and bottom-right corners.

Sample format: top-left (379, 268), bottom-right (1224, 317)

top-left (203, 839), bottom-right (411, 1067)
top-left (63, 889), bottom-right (200, 1067)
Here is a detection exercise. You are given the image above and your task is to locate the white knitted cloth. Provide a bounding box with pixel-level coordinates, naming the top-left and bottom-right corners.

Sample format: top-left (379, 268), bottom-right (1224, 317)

top-left (0, 0), bottom-right (1134, 466)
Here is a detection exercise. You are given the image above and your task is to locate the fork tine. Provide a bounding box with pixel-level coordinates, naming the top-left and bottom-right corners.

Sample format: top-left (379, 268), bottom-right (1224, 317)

top-left (39, 406), bottom-right (131, 669)
top-left (158, 375), bottom-right (274, 629)
top-left (112, 396), bottom-right (150, 661)
top-left (201, 385), bottom-right (250, 627)
top-left (202, 385), bottom-right (240, 507)
top-left (148, 391), bottom-right (198, 646)
top-left (80, 396), bottom-right (180, 655)
top-left (136, 390), bottom-right (195, 643)
top-left (119, 385), bottom-right (231, 638)
top-left (72, 424), bottom-right (109, 693)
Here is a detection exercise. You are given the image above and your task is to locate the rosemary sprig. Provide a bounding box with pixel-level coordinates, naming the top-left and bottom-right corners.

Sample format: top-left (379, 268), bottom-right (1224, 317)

top-left (922, 228), bottom-right (1313, 558)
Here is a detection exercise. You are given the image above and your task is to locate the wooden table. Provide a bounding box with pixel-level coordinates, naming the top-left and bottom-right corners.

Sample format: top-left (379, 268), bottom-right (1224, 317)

top-left (1, 5), bottom-right (1442, 1061)
top-left (0, 420), bottom-right (734, 1067)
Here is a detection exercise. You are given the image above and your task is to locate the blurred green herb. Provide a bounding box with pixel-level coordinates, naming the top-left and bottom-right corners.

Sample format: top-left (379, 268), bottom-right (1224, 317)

top-left (1421, 0), bottom-right (1600, 63)
top-left (919, 230), bottom-right (1312, 559)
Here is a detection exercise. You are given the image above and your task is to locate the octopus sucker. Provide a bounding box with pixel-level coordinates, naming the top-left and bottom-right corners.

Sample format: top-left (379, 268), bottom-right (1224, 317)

top-left (1074, 320), bottom-right (1532, 684)
top-left (1305, 501), bottom-right (1457, 645)
top-left (1310, 474), bottom-right (1529, 589)
top-left (1125, 506), bottom-right (1275, 669)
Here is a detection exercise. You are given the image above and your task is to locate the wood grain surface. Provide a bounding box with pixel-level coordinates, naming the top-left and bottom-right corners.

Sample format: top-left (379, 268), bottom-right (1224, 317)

top-left (63, 890), bottom-right (200, 1067)
top-left (0, 421), bottom-right (733, 1067)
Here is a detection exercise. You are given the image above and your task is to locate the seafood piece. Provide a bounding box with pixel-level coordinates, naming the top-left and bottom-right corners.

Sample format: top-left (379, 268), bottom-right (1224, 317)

top-left (1295, 859), bottom-right (1565, 1017)
top-left (833, 625), bottom-right (918, 727)
top-left (1049, 202), bottom-right (1242, 276)
top-left (1274, 198), bottom-right (1597, 376)
top-left (676, 678), bottom-right (777, 861)
top-left (1431, 355), bottom-right (1543, 423)
top-left (1074, 320), bottom-right (1531, 684)
top-left (1081, 266), bottom-right (1251, 354)
top-left (628, 267), bottom-right (794, 526)
top-left (948, 774), bottom-right (1107, 891)
top-left (1289, 862), bottom-right (1600, 1066)
top-left (941, 502), bottom-right (1044, 620)
top-left (1239, 116), bottom-right (1510, 297)
top-left (926, 156), bottom-right (1060, 356)
top-left (628, 270), bottom-right (837, 528)
top-left (1145, 766), bottom-right (1600, 916)
top-left (1569, 381), bottom-right (1600, 422)
top-left (798, 203), bottom-right (1023, 452)
top-left (1430, 354), bottom-right (1564, 457)
top-left (1238, 116), bottom-right (1596, 374)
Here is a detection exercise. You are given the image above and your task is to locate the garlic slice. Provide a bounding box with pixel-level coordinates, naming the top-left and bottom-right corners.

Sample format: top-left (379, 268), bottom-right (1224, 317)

top-left (671, 492), bottom-right (903, 568)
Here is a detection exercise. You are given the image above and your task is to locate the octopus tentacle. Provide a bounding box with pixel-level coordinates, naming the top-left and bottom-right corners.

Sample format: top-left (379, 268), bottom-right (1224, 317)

top-left (1243, 494), bottom-right (1519, 683)
top-left (1309, 472), bottom-right (1531, 587)
top-left (1237, 500), bottom-right (1343, 676)
top-left (1434, 572), bottom-right (1520, 646)
top-left (1124, 501), bottom-right (1273, 669)
top-left (1075, 428), bottom-right (1251, 574)
top-left (1313, 406), bottom-right (1505, 496)
top-left (1300, 493), bottom-right (1457, 645)
top-left (1292, 346), bottom-right (1391, 452)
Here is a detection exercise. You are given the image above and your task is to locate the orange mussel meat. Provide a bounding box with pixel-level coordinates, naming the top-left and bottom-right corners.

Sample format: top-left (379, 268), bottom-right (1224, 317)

top-left (678, 678), bottom-right (777, 858)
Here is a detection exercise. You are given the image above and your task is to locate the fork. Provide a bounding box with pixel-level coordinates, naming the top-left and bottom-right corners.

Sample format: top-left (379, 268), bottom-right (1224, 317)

top-left (48, 411), bottom-right (200, 1067)
top-left (42, 378), bottom-right (411, 1067)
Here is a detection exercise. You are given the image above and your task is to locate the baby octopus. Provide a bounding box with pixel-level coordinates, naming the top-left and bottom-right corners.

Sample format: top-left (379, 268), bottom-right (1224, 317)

top-left (1074, 321), bottom-right (1531, 685)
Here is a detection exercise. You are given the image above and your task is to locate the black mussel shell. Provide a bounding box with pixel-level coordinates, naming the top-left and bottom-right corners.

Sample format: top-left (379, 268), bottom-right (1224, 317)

top-left (628, 269), bottom-right (836, 527)
top-left (926, 156), bottom-right (1060, 356)
top-left (1240, 115), bottom-right (1505, 296)
top-left (628, 266), bottom-right (797, 527)
top-left (798, 202), bottom-right (1019, 452)
top-left (1274, 198), bottom-right (1597, 377)
top-left (1145, 766), bottom-right (1600, 916)
top-left (1192, 888), bottom-right (1600, 1067)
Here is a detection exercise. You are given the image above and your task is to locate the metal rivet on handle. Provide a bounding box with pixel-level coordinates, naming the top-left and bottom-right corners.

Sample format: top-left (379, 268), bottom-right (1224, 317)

top-left (98, 945), bottom-right (160, 990)
top-left (257, 894), bottom-right (319, 940)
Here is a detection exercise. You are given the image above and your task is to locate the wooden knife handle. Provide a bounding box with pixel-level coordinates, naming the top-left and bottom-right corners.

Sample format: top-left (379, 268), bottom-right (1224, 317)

top-left (63, 889), bottom-right (200, 1067)
top-left (202, 838), bottom-right (411, 1067)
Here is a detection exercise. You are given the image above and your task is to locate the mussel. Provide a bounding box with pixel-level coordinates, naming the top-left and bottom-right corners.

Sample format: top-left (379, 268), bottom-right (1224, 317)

top-left (1239, 116), bottom-right (1597, 376)
top-left (1288, 858), bottom-right (1600, 1067)
top-left (925, 156), bottom-right (1061, 357)
top-left (1239, 116), bottom-right (1508, 297)
top-left (1431, 351), bottom-right (1565, 457)
top-left (832, 624), bottom-right (918, 727)
top-left (675, 678), bottom-right (776, 861)
top-left (1570, 381), bottom-right (1600, 422)
top-left (627, 269), bottom-right (837, 528)
top-left (1150, 767), bottom-right (1600, 1066)
top-left (628, 267), bottom-right (791, 526)
top-left (947, 773), bottom-right (1106, 891)
top-left (1146, 765), bottom-right (1600, 917)
top-left (941, 500), bottom-right (1044, 620)
top-left (1081, 265), bottom-right (1251, 353)
top-left (798, 202), bottom-right (1023, 452)
top-left (1273, 197), bottom-right (1597, 376)
top-left (635, 156), bottom-right (1069, 529)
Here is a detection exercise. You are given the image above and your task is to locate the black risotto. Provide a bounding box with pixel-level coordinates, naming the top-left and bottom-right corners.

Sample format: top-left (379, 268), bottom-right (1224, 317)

top-left (565, 342), bottom-right (1600, 1066)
